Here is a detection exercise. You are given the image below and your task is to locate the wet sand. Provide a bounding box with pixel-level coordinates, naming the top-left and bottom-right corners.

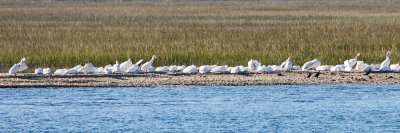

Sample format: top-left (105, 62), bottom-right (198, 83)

top-left (0, 71), bottom-right (399, 88)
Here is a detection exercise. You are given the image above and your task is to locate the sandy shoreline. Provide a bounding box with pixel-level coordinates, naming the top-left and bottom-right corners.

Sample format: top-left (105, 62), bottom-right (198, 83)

top-left (0, 71), bottom-right (399, 88)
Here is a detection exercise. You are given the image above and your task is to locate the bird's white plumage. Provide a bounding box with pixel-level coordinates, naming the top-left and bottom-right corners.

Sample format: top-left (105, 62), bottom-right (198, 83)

top-left (302, 59), bottom-right (320, 70)
top-left (344, 53), bottom-right (360, 68)
top-left (210, 65), bottom-right (229, 73)
top-left (248, 59), bottom-right (261, 72)
top-left (155, 66), bottom-right (170, 73)
top-left (199, 65), bottom-right (212, 74)
top-left (355, 61), bottom-right (365, 71)
top-left (182, 65), bottom-right (198, 74)
top-left (120, 59), bottom-right (133, 71)
top-left (316, 65), bottom-right (332, 71)
top-left (9, 58), bottom-right (28, 75)
top-left (280, 57), bottom-right (293, 71)
top-left (112, 61), bottom-right (121, 73)
top-left (35, 68), bottom-right (43, 75)
top-left (380, 51), bottom-right (391, 71)
top-left (43, 68), bottom-right (52, 75)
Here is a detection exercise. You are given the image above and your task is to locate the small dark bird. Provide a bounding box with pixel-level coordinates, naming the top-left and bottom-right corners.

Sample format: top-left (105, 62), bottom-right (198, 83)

top-left (364, 69), bottom-right (371, 75)
top-left (387, 76), bottom-right (394, 79)
top-left (306, 72), bottom-right (312, 78)
top-left (277, 73), bottom-right (284, 76)
top-left (314, 71), bottom-right (321, 78)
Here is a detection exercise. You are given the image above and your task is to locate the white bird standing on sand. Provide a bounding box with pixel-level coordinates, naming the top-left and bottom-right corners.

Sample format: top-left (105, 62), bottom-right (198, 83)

top-left (344, 53), bottom-right (361, 68)
top-left (9, 58), bottom-right (28, 75)
top-left (141, 55), bottom-right (157, 72)
top-left (379, 51), bottom-right (391, 72)
top-left (248, 59), bottom-right (261, 72)
top-left (302, 59), bottom-right (321, 70)
top-left (280, 57), bottom-right (293, 71)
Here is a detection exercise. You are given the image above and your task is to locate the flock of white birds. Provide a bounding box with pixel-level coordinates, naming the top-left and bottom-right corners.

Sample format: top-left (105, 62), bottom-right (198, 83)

top-left (7, 51), bottom-right (400, 76)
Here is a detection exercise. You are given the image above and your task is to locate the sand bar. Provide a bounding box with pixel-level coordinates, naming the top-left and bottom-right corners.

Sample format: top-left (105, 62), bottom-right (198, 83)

top-left (0, 71), bottom-right (399, 88)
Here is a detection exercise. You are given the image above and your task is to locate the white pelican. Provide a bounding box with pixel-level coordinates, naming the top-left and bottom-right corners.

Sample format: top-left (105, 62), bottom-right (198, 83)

top-left (280, 57), bottom-right (293, 71)
top-left (230, 66), bottom-right (241, 74)
top-left (344, 66), bottom-right (352, 72)
top-left (72, 64), bottom-right (83, 71)
top-left (379, 51), bottom-right (391, 72)
top-left (8, 58), bottom-right (28, 75)
top-left (120, 59), bottom-right (133, 71)
top-left (256, 65), bottom-right (273, 73)
top-left (96, 67), bottom-right (105, 74)
top-left (65, 69), bottom-right (79, 74)
top-left (169, 65), bottom-right (178, 72)
top-left (292, 65), bottom-right (301, 70)
top-left (126, 65), bottom-right (141, 73)
top-left (43, 68), bottom-right (52, 75)
top-left (54, 69), bottom-right (67, 75)
top-left (270, 65), bottom-right (283, 72)
top-left (177, 65), bottom-right (186, 72)
top-left (105, 68), bottom-right (113, 74)
top-left (316, 65), bottom-right (332, 71)
top-left (344, 53), bottom-right (360, 68)
top-left (210, 65), bottom-right (229, 73)
top-left (104, 64), bottom-right (113, 70)
top-left (238, 65), bottom-right (249, 73)
top-left (80, 60), bottom-right (96, 74)
top-left (390, 64), bottom-right (400, 72)
top-left (126, 59), bottom-right (145, 73)
top-left (112, 61), bottom-right (121, 73)
top-left (199, 65), bottom-right (212, 74)
top-left (141, 55), bottom-right (157, 72)
top-left (35, 68), bottom-right (43, 75)
top-left (362, 65), bottom-right (373, 73)
top-left (330, 65), bottom-right (345, 72)
top-left (355, 61), bottom-right (365, 71)
top-left (155, 66), bottom-right (170, 73)
top-left (182, 65), bottom-right (198, 74)
top-left (302, 59), bottom-right (321, 70)
top-left (248, 59), bottom-right (261, 72)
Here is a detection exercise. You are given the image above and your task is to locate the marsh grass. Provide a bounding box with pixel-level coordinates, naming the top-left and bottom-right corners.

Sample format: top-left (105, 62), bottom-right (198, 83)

top-left (1, 0), bottom-right (400, 71)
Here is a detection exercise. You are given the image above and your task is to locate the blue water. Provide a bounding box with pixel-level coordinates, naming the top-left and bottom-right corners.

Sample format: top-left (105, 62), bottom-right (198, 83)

top-left (1, 85), bottom-right (400, 132)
